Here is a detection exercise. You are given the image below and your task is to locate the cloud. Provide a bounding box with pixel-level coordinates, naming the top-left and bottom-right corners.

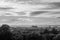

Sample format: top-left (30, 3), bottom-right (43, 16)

top-left (31, 11), bottom-right (60, 18)
top-left (0, 7), bottom-right (14, 10)
top-left (40, 0), bottom-right (60, 3)
top-left (0, 0), bottom-right (60, 25)
top-left (16, 18), bottom-right (33, 22)
top-left (0, 0), bottom-right (50, 17)
top-left (30, 11), bottom-right (48, 16)
top-left (1, 19), bottom-right (8, 21)
top-left (48, 2), bottom-right (60, 9)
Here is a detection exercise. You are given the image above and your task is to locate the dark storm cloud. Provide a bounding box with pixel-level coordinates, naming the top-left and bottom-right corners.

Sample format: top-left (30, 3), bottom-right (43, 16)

top-left (30, 11), bottom-right (48, 16)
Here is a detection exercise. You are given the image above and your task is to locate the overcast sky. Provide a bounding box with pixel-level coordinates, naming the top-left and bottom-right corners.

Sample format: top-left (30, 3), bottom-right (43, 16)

top-left (0, 0), bottom-right (60, 25)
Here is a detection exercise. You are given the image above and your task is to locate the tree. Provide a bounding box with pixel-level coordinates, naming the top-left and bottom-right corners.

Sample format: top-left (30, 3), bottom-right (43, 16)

top-left (0, 24), bottom-right (10, 31)
top-left (0, 24), bottom-right (13, 40)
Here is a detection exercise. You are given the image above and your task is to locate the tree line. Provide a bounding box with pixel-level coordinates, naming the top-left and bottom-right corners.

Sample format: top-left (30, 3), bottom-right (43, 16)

top-left (0, 24), bottom-right (60, 40)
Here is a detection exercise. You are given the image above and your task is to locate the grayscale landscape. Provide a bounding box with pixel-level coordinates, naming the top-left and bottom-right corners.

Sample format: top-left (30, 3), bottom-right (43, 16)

top-left (0, 0), bottom-right (60, 40)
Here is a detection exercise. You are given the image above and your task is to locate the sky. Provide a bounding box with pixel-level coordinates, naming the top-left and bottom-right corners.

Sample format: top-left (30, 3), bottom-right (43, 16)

top-left (0, 0), bottom-right (60, 25)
